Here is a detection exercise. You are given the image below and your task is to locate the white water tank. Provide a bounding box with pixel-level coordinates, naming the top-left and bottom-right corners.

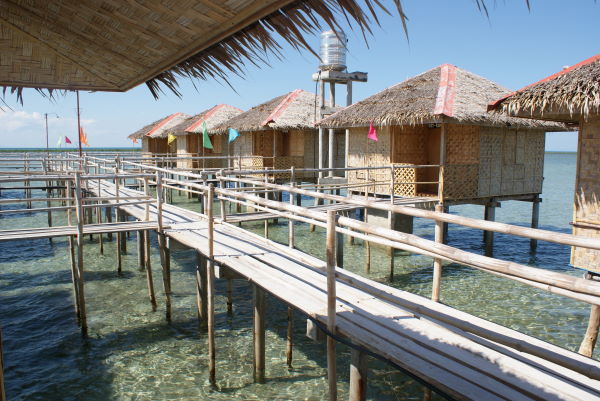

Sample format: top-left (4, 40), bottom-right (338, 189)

top-left (319, 30), bottom-right (347, 71)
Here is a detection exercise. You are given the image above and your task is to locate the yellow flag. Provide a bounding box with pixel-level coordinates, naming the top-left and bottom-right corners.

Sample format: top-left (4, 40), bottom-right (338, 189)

top-left (168, 133), bottom-right (176, 144)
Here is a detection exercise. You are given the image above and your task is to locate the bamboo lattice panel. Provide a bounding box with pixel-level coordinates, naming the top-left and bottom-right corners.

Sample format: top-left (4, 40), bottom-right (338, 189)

top-left (444, 164), bottom-right (479, 199)
top-left (446, 125), bottom-right (480, 164)
top-left (393, 166), bottom-right (417, 196)
top-left (273, 156), bottom-right (304, 179)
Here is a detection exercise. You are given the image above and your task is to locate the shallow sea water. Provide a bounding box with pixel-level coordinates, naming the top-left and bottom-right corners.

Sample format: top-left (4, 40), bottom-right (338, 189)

top-left (0, 152), bottom-right (594, 400)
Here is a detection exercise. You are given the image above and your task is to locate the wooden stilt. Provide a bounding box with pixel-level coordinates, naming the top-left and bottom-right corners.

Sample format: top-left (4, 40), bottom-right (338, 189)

top-left (286, 307), bottom-right (293, 368)
top-left (97, 203), bottom-right (103, 255)
top-left (336, 225), bottom-right (344, 269)
top-left (105, 206), bottom-right (113, 240)
top-left (289, 185), bottom-right (295, 249)
top-left (65, 181), bottom-right (80, 322)
top-left (579, 303), bottom-right (600, 357)
top-left (326, 210), bottom-right (337, 401)
top-left (158, 235), bottom-right (172, 321)
top-left (484, 201), bottom-right (497, 257)
top-left (349, 349), bottom-right (367, 401)
top-left (432, 203), bottom-right (445, 302)
top-left (226, 279), bottom-right (233, 315)
top-left (206, 185), bottom-right (216, 386)
top-left (264, 176), bottom-right (269, 238)
top-left (530, 196), bottom-right (541, 252)
top-left (119, 211), bottom-right (127, 254)
top-left (253, 284), bottom-right (266, 383)
top-left (0, 326), bottom-right (5, 401)
top-left (195, 252), bottom-right (208, 327)
top-left (74, 173), bottom-right (87, 336)
top-left (137, 229), bottom-right (145, 270)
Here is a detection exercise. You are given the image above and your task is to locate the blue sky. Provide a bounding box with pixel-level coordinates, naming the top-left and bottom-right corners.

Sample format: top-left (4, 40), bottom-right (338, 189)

top-left (1, 0), bottom-right (595, 150)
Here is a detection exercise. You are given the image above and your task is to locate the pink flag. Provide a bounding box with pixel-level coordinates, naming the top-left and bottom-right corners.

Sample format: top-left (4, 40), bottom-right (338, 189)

top-left (64, 136), bottom-right (72, 144)
top-left (367, 121), bottom-right (378, 141)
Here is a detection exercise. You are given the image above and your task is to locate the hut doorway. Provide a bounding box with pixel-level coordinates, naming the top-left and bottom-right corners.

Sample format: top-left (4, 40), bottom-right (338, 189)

top-left (391, 125), bottom-right (440, 196)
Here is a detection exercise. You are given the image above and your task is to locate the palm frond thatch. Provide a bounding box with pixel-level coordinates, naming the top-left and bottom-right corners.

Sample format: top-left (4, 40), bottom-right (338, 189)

top-left (170, 104), bottom-right (244, 136)
top-left (212, 89), bottom-right (319, 134)
top-left (318, 64), bottom-right (566, 131)
top-left (489, 54), bottom-right (600, 122)
top-left (127, 112), bottom-right (188, 140)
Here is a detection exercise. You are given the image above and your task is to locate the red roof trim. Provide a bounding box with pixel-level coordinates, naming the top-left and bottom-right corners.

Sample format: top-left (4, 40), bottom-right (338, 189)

top-left (261, 89), bottom-right (303, 126)
top-left (433, 64), bottom-right (457, 117)
top-left (146, 112), bottom-right (184, 136)
top-left (488, 54), bottom-right (600, 110)
top-left (185, 104), bottom-right (244, 132)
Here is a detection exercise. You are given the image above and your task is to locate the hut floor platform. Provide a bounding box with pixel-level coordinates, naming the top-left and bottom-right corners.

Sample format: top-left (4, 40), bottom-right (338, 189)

top-left (84, 178), bottom-right (600, 401)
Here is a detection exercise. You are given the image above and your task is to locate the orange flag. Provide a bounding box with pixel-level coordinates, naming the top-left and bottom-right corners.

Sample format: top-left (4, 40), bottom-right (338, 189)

top-left (79, 127), bottom-right (89, 147)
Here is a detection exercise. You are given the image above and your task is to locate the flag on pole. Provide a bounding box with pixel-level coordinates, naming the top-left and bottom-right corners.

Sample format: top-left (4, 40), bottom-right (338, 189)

top-left (168, 133), bottom-right (176, 145)
top-left (132, 137), bottom-right (138, 144)
top-left (228, 128), bottom-right (240, 143)
top-left (367, 121), bottom-right (378, 142)
top-left (56, 136), bottom-right (63, 147)
top-left (202, 121), bottom-right (213, 149)
top-left (79, 127), bottom-right (89, 147)
top-left (65, 136), bottom-right (72, 144)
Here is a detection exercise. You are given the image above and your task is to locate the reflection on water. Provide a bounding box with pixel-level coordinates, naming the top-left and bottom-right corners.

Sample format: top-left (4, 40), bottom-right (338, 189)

top-left (0, 153), bottom-right (593, 400)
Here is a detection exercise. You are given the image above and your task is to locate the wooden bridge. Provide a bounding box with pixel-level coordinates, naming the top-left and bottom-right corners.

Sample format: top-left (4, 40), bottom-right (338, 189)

top-left (2, 153), bottom-right (600, 401)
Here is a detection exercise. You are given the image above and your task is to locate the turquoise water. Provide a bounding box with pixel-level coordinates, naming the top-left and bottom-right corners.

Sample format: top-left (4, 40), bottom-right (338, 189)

top-left (0, 152), bottom-right (593, 400)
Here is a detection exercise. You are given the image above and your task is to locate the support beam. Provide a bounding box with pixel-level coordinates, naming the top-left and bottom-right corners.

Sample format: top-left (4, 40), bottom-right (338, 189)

top-left (137, 229), bottom-right (145, 270)
top-left (286, 307), bottom-right (293, 368)
top-left (206, 185), bottom-right (216, 386)
top-left (349, 349), bottom-right (368, 401)
top-left (159, 235), bottom-right (172, 321)
top-left (195, 252), bottom-right (208, 327)
top-left (432, 203), bottom-right (445, 302)
top-left (326, 210), bottom-right (337, 401)
top-left (253, 285), bottom-right (266, 383)
top-left (484, 201), bottom-right (499, 257)
top-left (579, 303), bottom-right (600, 357)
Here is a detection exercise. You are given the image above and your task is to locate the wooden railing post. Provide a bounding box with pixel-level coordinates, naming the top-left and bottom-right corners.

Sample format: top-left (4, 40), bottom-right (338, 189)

top-left (66, 179), bottom-right (80, 322)
top-left (289, 167), bottom-right (295, 249)
top-left (114, 161), bottom-right (122, 273)
top-left (326, 210), bottom-right (337, 401)
top-left (156, 172), bottom-right (171, 320)
top-left (74, 172), bottom-right (87, 336)
top-left (206, 184), bottom-right (216, 386)
top-left (219, 170), bottom-right (226, 222)
top-left (388, 165), bottom-right (395, 281)
top-left (432, 203), bottom-right (445, 302)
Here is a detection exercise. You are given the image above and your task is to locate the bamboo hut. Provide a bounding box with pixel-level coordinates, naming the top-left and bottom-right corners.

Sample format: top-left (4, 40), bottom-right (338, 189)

top-left (169, 105), bottom-right (243, 170)
top-left (213, 89), bottom-right (320, 180)
top-left (127, 113), bottom-right (189, 156)
top-left (489, 54), bottom-right (600, 274)
top-left (319, 64), bottom-right (565, 204)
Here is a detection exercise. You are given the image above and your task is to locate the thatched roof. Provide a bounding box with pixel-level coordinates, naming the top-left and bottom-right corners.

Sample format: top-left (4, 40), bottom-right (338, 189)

top-left (318, 64), bottom-right (566, 131)
top-left (127, 112), bottom-right (188, 140)
top-left (1, 1), bottom-right (409, 101)
top-left (173, 104), bottom-right (244, 136)
top-left (213, 89), bottom-right (319, 133)
top-left (488, 54), bottom-right (600, 123)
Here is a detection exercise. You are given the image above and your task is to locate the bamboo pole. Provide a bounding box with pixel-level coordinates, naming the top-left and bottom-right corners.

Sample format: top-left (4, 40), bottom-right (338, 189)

top-left (66, 178), bottom-right (80, 322)
top-left (253, 284), bottom-right (266, 383)
top-left (206, 184), bottom-right (216, 386)
top-left (115, 163), bottom-right (123, 273)
top-left (263, 174), bottom-right (269, 238)
top-left (157, 171), bottom-right (172, 321)
top-left (531, 196), bottom-right (541, 252)
top-left (74, 173), bottom-right (87, 336)
top-left (326, 210), bottom-right (337, 401)
top-left (196, 252), bottom-right (208, 328)
top-left (97, 178), bottom-right (103, 254)
top-left (432, 203), bottom-right (445, 302)
top-left (226, 279), bottom-right (233, 315)
top-left (289, 181), bottom-right (295, 249)
top-left (579, 304), bottom-right (600, 357)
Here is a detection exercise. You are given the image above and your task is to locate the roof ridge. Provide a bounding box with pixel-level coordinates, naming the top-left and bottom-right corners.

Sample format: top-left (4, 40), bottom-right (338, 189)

top-left (185, 105), bottom-right (224, 132)
top-left (488, 54), bottom-right (600, 110)
top-left (261, 89), bottom-right (302, 126)
top-left (433, 64), bottom-right (457, 117)
top-left (146, 112), bottom-right (184, 137)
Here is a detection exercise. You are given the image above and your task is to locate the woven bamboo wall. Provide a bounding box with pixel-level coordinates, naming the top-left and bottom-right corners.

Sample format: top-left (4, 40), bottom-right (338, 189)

top-left (176, 136), bottom-right (191, 168)
top-left (571, 117), bottom-right (600, 272)
top-left (303, 129), bottom-right (317, 179)
top-left (347, 126), bottom-right (392, 194)
top-left (444, 124), bottom-right (480, 199)
top-left (142, 138), bottom-right (150, 153)
top-left (477, 127), bottom-right (545, 198)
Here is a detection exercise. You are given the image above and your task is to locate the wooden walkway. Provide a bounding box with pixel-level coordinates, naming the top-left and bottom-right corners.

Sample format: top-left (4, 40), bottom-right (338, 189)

top-left (0, 221), bottom-right (161, 241)
top-left (83, 178), bottom-right (600, 401)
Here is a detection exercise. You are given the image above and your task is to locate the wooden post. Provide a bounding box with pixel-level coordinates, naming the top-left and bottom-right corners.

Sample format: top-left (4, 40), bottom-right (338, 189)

top-left (0, 326), bottom-right (5, 401)
top-left (206, 184), bottom-right (216, 386)
top-left (288, 179), bottom-right (295, 249)
top-left (432, 203), bottom-right (445, 302)
top-left (326, 210), bottom-right (337, 401)
top-left (253, 284), bottom-right (266, 383)
top-left (484, 200), bottom-right (497, 257)
top-left (65, 180), bottom-right (80, 322)
top-left (349, 349), bottom-right (367, 401)
top-left (137, 229), bottom-right (145, 270)
top-left (195, 252), bottom-right (208, 327)
top-left (159, 236), bottom-right (172, 321)
top-left (388, 166), bottom-right (395, 281)
top-left (579, 304), bottom-right (600, 357)
top-left (97, 182), bottom-right (103, 254)
top-left (263, 174), bottom-right (269, 238)
top-left (115, 164), bottom-right (123, 273)
top-left (286, 307), bottom-right (293, 368)
top-left (530, 195), bottom-right (541, 252)
top-left (219, 173), bottom-right (227, 222)
top-left (226, 279), bottom-right (233, 315)
top-left (74, 173), bottom-right (87, 336)
top-left (105, 206), bottom-right (113, 240)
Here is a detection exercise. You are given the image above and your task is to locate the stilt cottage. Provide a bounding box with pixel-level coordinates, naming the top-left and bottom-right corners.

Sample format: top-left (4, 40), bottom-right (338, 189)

top-left (169, 104), bottom-right (243, 170)
top-left (319, 64), bottom-right (565, 203)
top-left (127, 113), bottom-right (189, 156)
top-left (213, 89), bottom-right (319, 179)
top-left (489, 55), bottom-right (599, 274)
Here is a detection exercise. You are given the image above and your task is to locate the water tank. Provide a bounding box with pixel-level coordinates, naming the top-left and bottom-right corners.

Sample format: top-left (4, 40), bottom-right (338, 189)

top-left (319, 30), bottom-right (347, 71)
